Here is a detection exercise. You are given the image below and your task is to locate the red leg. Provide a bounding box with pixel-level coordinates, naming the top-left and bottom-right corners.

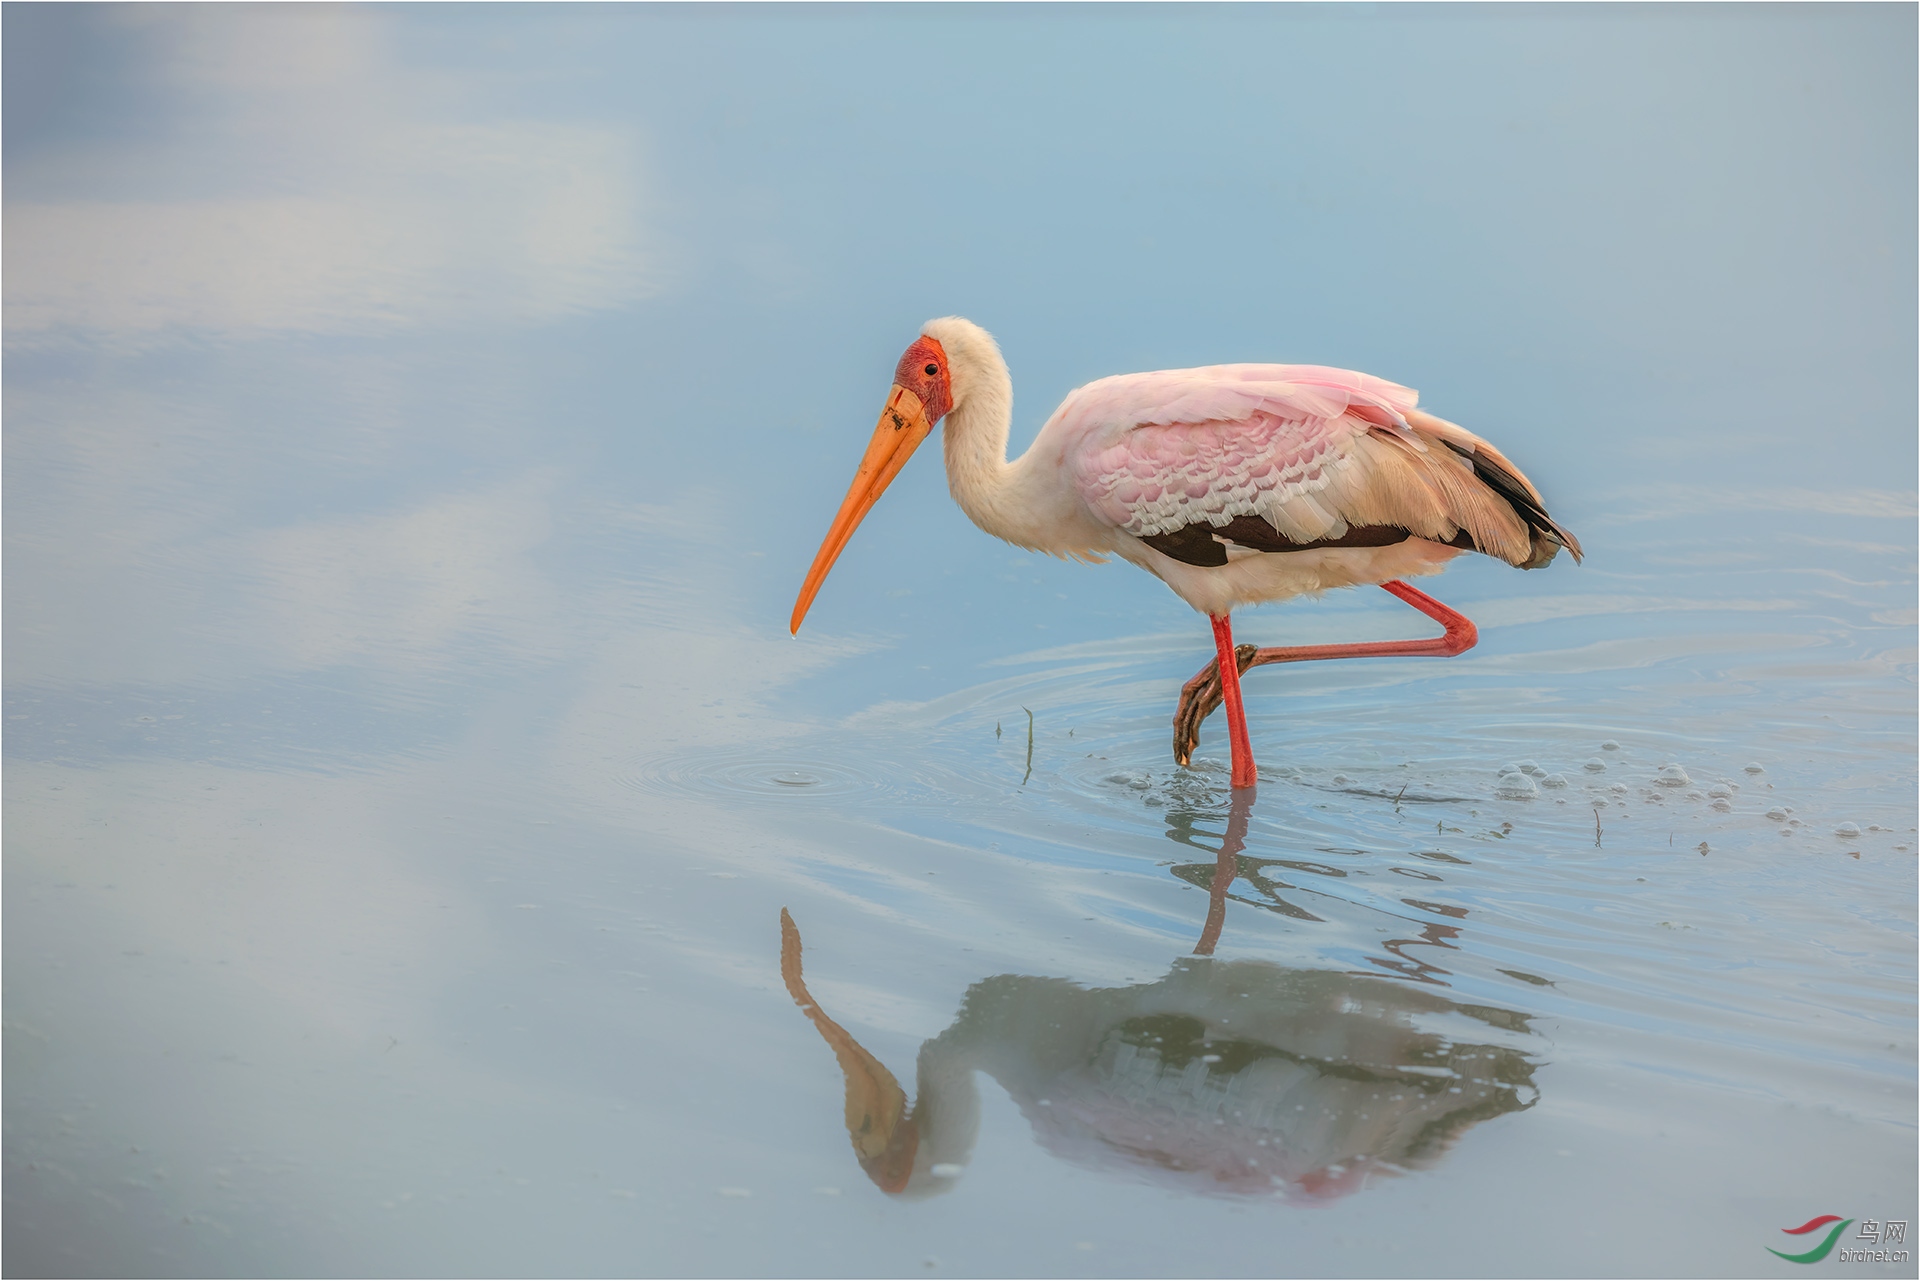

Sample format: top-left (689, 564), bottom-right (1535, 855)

top-left (1238, 580), bottom-right (1477, 667)
top-left (1210, 614), bottom-right (1258, 790)
top-left (1173, 581), bottom-right (1479, 767)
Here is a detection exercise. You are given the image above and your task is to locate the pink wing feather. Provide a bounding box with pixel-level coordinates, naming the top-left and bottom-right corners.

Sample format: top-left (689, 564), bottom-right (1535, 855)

top-left (1065, 365), bottom-right (1427, 543)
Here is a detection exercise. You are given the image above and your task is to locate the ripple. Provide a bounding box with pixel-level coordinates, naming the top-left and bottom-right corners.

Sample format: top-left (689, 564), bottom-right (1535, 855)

top-left (616, 747), bottom-right (891, 802)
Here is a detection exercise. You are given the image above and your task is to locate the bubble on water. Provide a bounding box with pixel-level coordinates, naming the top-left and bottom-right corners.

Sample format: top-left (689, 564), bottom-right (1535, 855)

top-left (1332, 774), bottom-right (1351, 785)
top-left (1766, 808), bottom-right (1788, 821)
top-left (1685, 790), bottom-right (1704, 801)
top-left (1835, 822), bottom-right (1861, 838)
top-left (1541, 773), bottom-right (1569, 789)
top-left (1516, 760), bottom-right (1545, 777)
top-left (1104, 771), bottom-right (1151, 790)
top-left (1708, 785), bottom-right (1732, 799)
top-left (1711, 799), bottom-right (1733, 812)
top-left (1609, 783), bottom-right (1628, 795)
top-left (773, 772), bottom-right (820, 786)
top-left (1495, 771), bottom-right (1538, 799)
top-left (1584, 758), bottom-right (1607, 772)
top-left (1601, 740), bottom-right (1621, 751)
top-left (1656, 764), bottom-right (1691, 787)
top-left (1743, 762), bottom-right (1765, 774)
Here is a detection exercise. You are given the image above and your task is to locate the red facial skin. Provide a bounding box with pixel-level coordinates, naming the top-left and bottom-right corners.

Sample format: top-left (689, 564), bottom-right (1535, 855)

top-left (892, 336), bottom-right (953, 423)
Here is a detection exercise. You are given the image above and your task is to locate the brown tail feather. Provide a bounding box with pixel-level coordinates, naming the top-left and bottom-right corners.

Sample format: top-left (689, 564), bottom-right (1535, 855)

top-left (1440, 440), bottom-right (1583, 567)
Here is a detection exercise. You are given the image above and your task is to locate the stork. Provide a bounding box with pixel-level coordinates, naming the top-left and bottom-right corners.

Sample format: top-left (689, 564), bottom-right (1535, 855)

top-left (790, 318), bottom-right (1580, 791)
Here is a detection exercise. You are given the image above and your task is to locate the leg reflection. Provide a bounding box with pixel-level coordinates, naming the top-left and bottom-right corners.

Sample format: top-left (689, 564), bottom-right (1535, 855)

top-left (1192, 785), bottom-right (1253, 958)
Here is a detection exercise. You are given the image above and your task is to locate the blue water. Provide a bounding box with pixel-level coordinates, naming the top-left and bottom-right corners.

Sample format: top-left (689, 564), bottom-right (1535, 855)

top-left (5, 6), bottom-right (1915, 1277)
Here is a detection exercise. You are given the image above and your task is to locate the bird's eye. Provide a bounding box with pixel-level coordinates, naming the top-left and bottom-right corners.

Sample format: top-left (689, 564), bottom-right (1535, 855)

top-left (924, 363), bottom-right (939, 376)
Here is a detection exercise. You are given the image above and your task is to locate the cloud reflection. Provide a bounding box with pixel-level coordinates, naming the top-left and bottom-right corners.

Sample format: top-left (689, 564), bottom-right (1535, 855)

top-left (5, 6), bottom-right (654, 343)
top-left (232, 473), bottom-right (567, 672)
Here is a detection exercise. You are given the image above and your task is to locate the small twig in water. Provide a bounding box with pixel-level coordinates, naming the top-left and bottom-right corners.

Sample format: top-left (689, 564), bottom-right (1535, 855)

top-left (995, 721), bottom-right (1001, 739)
top-left (1021, 706), bottom-right (1034, 785)
top-left (1594, 808), bottom-right (1603, 847)
top-left (1393, 783), bottom-right (1408, 813)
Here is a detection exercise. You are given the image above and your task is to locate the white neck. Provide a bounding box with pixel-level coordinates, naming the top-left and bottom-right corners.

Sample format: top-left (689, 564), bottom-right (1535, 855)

top-left (919, 317), bottom-right (1087, 555)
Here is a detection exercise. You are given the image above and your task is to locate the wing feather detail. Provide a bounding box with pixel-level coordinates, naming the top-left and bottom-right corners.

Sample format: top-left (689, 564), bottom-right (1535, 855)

top-left (1068, 365), bottom-right (1417, 541)
top-left (1066, 368), bottom-right (1579, 570)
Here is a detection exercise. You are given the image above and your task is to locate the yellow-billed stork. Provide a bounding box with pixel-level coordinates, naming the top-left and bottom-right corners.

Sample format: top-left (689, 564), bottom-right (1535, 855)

top-left (791, 318), bottom-right (1580, 791)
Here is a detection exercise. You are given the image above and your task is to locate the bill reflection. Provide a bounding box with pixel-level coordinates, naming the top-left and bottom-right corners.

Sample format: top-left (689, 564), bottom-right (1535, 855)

top-left (779, 797), bottom-right (1539, 1201)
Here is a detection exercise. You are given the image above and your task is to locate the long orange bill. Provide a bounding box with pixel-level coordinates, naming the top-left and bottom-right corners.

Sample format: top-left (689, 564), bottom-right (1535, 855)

top-left (789, 385), bottom-right (935, 634)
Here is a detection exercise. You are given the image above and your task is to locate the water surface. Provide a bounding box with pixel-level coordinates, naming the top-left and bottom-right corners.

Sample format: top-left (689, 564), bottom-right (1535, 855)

top-left (5, 6), bottom-right (1915, 1277)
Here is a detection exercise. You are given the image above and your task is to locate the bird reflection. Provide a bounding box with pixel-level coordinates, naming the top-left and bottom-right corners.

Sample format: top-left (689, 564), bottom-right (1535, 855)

top-left (780, 791), bottom-right (1539, 1200)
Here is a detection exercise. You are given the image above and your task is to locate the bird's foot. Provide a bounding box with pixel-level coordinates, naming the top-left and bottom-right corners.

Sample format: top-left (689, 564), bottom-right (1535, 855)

top-left (1172, 643), bottom-right (1259, 767)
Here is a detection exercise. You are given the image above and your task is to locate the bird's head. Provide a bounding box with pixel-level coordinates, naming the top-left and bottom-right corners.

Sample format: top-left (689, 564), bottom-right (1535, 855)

top-left (788, 325), bottom-right (964, 635)
top-left (891, 334), bottom-right (956, 427)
